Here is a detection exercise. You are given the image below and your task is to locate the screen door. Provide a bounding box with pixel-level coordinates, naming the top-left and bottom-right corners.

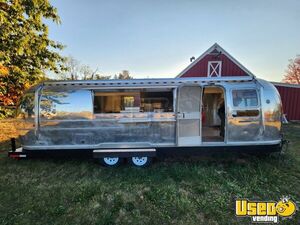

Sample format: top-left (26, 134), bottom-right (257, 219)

top-left (177, 85), bottom-right (202, 146)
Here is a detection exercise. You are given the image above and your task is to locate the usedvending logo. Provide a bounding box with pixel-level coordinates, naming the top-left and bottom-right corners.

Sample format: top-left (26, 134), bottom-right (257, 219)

top-left (235, 197), bottom-right (297, 223)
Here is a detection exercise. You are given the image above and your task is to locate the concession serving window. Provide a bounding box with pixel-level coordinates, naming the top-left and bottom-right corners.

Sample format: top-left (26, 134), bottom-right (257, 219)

top-left (93, 89), bottom-right (174, 114)
top-left (93, 91), bottom-right (140, 113)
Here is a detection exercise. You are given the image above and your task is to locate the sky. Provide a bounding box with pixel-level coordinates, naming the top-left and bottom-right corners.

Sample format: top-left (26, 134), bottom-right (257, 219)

top-left (47, 0), bottom-right (300, 81)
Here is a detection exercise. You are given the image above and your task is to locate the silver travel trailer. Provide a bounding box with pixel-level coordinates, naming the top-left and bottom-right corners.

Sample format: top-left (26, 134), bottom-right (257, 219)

top-left (10, 76), bottom-right (283, 166)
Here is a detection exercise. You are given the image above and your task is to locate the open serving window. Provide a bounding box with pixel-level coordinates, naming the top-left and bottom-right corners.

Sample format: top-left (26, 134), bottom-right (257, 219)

top-left (93, 89), bottom-right (174, 114)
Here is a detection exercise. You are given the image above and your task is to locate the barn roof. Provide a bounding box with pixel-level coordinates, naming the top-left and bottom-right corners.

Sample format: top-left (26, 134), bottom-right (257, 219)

top-left (176, 43), bottom-right (255, 78)
top-left (272, 82), bottom-right (300, 88)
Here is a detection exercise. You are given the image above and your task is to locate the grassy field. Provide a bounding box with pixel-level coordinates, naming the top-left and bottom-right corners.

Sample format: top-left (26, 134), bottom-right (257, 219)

top-left (0, 120), bottom-right (299, 225)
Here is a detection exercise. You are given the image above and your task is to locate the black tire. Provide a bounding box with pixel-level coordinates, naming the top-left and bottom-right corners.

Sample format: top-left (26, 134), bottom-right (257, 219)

top-left (99, 157), bottom-right (123, 167)
top-left (129, 156), bottom-right (152, 167)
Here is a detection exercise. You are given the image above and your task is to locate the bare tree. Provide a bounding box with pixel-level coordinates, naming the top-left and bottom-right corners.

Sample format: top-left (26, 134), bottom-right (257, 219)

top-left (80, 65), bottom-right (94, 80)
top-left (59, 57), bottom-right (132, 80)
top-left (282, 55), bottom-right (300, 84)
top-left (114, 70), bottom-right (133, 79)
top-left (60, 56), bottom-right (81, 80)
top-left (93, 74), bottom-right (111, 80)
top-left (60, 56), bottom-right (110, 80)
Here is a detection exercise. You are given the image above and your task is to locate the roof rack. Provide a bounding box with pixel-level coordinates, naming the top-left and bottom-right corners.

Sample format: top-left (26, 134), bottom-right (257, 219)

top-left (43, 76), bottom-right (254, 87)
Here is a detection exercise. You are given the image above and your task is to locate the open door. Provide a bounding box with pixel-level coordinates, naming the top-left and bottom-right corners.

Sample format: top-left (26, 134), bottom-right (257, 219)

top-left (201, 86), bottom-right (225, 142)
top-left (177, 85), bottom-right (202, 146)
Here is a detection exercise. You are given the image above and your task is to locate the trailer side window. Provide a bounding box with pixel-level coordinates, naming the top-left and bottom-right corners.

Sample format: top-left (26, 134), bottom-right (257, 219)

top-left (232, 89), bottom-right (258, 107)
top-left (232, 89), bottom-right (259, 117)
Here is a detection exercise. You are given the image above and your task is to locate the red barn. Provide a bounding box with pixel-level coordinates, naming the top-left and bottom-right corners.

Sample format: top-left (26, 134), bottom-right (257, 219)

top-left (177, 43), bottom-right (300, 121)
top-left (271, 82), bottom-right (300, 120)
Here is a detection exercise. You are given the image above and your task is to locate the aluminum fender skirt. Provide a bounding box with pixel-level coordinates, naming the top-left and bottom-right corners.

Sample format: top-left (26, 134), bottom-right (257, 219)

top-left (93, 148), bottom-right (157, 158)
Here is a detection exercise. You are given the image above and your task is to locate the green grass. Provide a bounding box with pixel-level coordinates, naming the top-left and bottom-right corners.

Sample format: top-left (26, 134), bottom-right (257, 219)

top-left (0, 123), bottom-right (299, 225)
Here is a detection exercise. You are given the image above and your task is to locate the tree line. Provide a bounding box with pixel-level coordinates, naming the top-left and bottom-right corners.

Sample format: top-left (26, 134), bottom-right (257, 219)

top-left (59, 56), bottom-right (132, 81)
top-left (0, 0), bottom-right (299, 118)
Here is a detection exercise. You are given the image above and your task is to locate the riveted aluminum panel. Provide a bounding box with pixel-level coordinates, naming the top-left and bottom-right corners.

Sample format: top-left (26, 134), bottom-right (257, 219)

top-left (226, 83), bottom-right (263, 142)
top-left (15, 77), bottom-right (282, 150)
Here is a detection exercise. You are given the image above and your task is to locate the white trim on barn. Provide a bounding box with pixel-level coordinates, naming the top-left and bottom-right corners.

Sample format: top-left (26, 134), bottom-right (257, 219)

top-left (176, 43), bottom-right (255, 78)
top-left (207, 61), bottom-right (222, 77)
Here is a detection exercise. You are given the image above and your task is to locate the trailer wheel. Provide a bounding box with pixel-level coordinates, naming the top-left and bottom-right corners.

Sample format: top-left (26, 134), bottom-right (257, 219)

top-left (100, 157), bottom-right (122, 167)
top-left (129, 156), bottom-right (152, 167)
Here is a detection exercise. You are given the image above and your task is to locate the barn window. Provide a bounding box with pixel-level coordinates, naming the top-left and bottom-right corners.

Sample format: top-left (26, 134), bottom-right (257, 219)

top-left (207, 61), bottom-right (222, 77)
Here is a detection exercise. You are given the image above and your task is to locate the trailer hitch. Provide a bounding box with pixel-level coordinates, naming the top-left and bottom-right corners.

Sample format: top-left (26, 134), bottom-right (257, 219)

top-left (11, 138), bottom-right (16, 152)
top-left (8, 138), bottom-right (27, 159)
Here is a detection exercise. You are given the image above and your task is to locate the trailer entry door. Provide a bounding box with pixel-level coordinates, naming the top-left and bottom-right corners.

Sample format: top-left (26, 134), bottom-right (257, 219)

top-left (177, 85), bottom-right (202, 146)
